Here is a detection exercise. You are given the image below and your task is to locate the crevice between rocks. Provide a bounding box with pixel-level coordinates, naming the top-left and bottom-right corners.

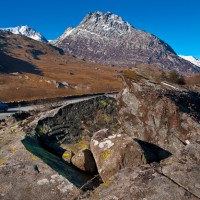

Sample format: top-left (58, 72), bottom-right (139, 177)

top-left (156, 168), bottom-right (200, 199)
top-left (22, 136), bottom-right (102, 191)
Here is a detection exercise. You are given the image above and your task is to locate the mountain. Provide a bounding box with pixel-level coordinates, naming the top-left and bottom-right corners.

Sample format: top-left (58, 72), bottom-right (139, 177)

top-left (0, 25), bottom-right (48, 43)
top-left (179, 55), bottom-right (200, 68)
top-left (51, 11), bottom-right (200, 75)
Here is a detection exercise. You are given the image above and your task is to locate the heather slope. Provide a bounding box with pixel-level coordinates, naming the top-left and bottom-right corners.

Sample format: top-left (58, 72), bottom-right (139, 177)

top-left (0, 30), bottom-right (123, 102)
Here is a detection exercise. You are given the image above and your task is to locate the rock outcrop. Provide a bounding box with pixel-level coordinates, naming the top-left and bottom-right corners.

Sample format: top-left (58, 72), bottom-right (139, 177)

top-left (117, 74), bottom-right (200, 154)
top-left (35, 96), bottom-right (120, 176)
top-left (161, 143), bottom-right (200, 198)
top-left (35, 96), bottom-right (119, 153)
top-left (27, 85), bottom-right (200, 198)
top-left (90, 129), bottom-right (147, 182)
top-left (1, 80), bottom-right (200, 200)
top-left (0, 115), bottom-right (82, 200)
top-left (52, 11), bottom-right (200, 75)
top-left (83, 143), bottom-right (200, 200)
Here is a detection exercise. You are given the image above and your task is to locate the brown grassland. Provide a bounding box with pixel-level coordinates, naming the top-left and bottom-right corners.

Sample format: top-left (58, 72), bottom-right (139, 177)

top-left (0, 32), bottom-right (124, 102)
top-left (1, 32), bottom-right (199, 102)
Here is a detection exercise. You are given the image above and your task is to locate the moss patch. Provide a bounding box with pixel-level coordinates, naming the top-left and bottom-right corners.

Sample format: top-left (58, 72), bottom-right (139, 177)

top-left (103, 180), bottom-right (112, 187)
top-left (101, 149), bottom-right (111, 161)
top-left (100, 100), bottom-right (107, 107)
top-left (61, 141), bottom-right (89, 154)
top-left (32, 155), bottom-right (40, 161)
top-left (62, 152), bottom-right (71, 158)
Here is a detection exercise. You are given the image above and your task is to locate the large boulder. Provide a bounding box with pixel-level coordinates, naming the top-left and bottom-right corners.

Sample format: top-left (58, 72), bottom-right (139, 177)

top-left (117, 75), bottom-right (200, 154)
top-left (90, 129), bottom-right (147, 182)
top-left (61, 141), bottom-right (97, 174)
top-left (83, 143), bottom-right (200, 200)
top-left (0, 119), bottom-right (81, 200)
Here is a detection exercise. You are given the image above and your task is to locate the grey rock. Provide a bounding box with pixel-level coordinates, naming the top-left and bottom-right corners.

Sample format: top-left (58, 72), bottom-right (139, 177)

top-left (71, 149), bottom-right (97, 174)
top-left (90, 129), bottom-right (147, 182)
top-left (83, 143), bottom-right (200, 200)
top-left (117, 75), bottom-right (200, 154)
top-left (51, 11), bottom-right (200, 75)
top-left (161, 143), bottom-right (200, 198)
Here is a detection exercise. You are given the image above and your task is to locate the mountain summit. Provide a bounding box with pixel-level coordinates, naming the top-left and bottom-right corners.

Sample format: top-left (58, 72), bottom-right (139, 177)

top-left (0, 25), bottom-right (48, 43)
top-left (51, 11), bottom-right (200, 75)
top-left (78, 11), bottom-right (133, 37)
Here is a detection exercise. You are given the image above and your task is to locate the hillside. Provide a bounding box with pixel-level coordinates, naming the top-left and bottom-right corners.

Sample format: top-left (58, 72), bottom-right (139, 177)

top-left (0, 30), bottom-right (123, 102)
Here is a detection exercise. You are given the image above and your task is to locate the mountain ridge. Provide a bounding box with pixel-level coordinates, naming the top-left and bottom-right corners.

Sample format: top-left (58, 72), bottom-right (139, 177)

top-left (0, 30), bottom-right (123, 102)
top-left (0, 25), bottom-right (48, 43)
top-left (51, 11), bottom-right (200, 75)
top-left (179, 55), bottom-right (200, 68)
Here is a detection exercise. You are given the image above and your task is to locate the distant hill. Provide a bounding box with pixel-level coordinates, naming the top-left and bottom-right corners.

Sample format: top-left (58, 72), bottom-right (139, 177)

top-left (0, 30), bottom-right (123, 102)
top-left (0, 25), bottom-right (48, 43)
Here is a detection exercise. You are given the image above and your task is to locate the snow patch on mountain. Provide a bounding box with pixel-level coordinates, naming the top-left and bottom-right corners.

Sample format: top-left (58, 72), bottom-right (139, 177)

top-left (179, 55), bottom-right (200, 67)
top-left (0, 25), bottom-right (48, 43)
top-left (50, 27), bottom-right (74, 45)
top-left (49, 11), bottom-right (200, 75)
top-left (51, 11), bottom-right (133, 46)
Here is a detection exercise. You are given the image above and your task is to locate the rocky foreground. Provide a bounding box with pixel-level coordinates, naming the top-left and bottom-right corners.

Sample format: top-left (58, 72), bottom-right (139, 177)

top-left (0, 72), bottom-right (200, 200)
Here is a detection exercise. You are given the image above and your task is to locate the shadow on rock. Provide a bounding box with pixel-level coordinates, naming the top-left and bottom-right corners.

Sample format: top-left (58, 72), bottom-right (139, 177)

top-left (21, 136), bottom-right (101, 190)
top-left (134, 138), bottom-right (172, 163)
top-left (166, 90), bottom-right (200, 122)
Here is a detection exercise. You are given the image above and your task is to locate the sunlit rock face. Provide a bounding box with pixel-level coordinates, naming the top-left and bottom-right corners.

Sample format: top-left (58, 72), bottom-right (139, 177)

top-left (52, 11), bottom-right (200, 75)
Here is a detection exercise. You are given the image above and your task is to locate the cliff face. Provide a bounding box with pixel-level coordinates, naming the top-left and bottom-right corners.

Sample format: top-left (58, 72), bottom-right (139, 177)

top-left (52, 11), bottom-right (200, 75)
top-left (117, 75), bottom-right (200, 153)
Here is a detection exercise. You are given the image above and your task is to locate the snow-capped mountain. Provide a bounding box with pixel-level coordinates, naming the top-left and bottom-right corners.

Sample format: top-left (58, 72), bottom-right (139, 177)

top-left (179, 55), bottom-right (200, 68)
top-left (51, 11), bottom-right (200, 75)
top-left (0, 25), bottom-right (48, 43)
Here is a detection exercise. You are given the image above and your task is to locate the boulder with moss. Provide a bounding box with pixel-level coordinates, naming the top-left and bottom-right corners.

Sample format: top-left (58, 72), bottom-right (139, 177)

top-left (90, 129), bottom-right (147, 182)
top-left (82, 143), bottom-right (200, 200)
top-left (117, 74), bottom-right (200, 154)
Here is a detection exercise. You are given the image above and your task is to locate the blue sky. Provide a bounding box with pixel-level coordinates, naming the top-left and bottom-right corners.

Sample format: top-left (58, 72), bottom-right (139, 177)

top-left (0, 0), bottom-right (199, 58)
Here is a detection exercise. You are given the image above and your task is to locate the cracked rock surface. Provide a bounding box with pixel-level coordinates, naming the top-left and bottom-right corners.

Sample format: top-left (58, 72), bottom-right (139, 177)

top-left (82, 143), bottom-right (200, 200)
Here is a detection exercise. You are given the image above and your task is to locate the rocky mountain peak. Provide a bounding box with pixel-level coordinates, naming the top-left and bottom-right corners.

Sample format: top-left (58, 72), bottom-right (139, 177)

top-left (0, 25), bottom-right (48, 43)
top-left (78, 11), bottom-right (133, 36)
top-left (51, 11), bottom-right (200, 75)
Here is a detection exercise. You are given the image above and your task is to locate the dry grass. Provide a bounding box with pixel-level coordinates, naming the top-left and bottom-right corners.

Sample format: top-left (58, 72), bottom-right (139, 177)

top-left (186, 74), bottom-right (200, 86)
top-left (122, 70), bottom-right (138, 80)
top-left (0, 32), bottom-right (124, 102)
